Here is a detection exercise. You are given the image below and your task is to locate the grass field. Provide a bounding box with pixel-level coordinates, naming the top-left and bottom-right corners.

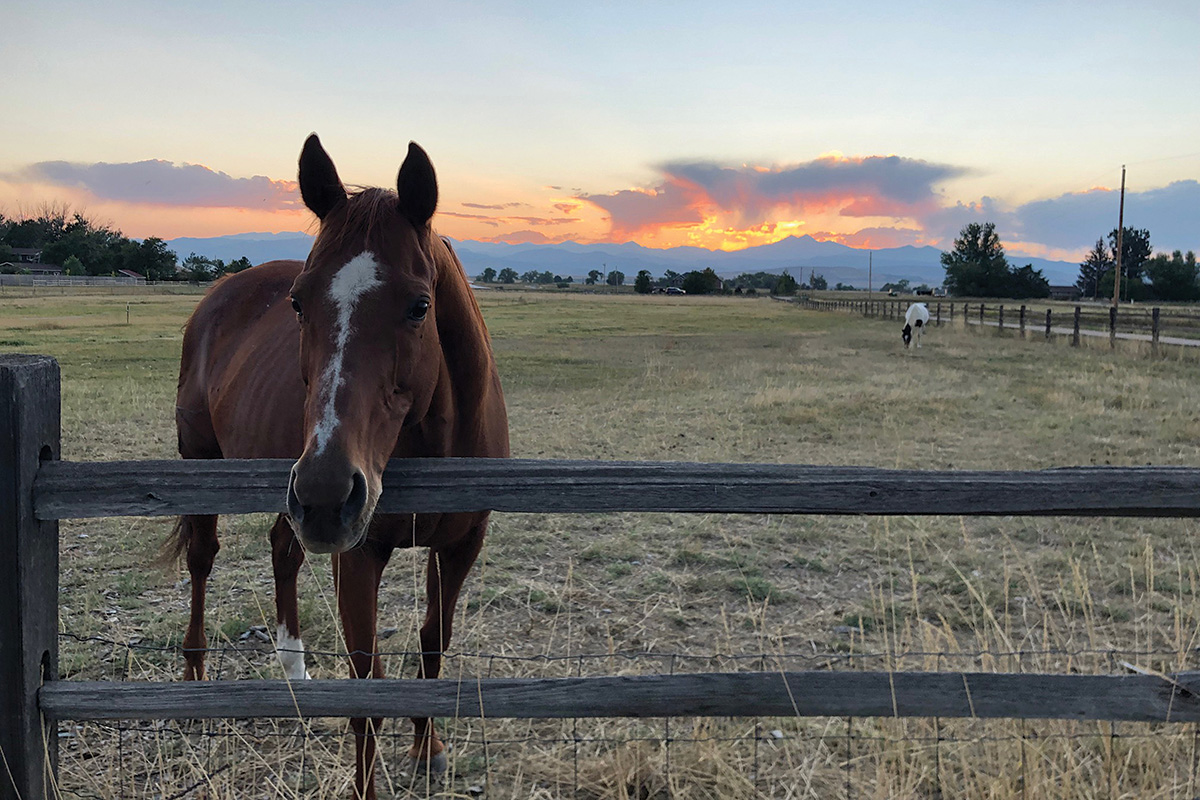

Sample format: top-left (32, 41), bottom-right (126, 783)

top-left (5, 287), bottom-right (1200, 798)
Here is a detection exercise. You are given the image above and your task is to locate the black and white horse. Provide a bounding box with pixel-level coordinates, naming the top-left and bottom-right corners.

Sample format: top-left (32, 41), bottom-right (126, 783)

top-left (902, 302), bottom-right (930, 349)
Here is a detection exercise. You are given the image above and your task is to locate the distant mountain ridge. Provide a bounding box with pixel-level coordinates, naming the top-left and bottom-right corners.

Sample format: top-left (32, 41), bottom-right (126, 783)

top-left (166, 232), bottom-right (1081, 287)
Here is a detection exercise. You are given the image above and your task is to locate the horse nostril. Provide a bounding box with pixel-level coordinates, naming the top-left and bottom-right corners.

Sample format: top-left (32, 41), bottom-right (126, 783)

top-left (287, 469), bottom-right (305, 524)
top-left (341, 471), bottom-right (368, 525)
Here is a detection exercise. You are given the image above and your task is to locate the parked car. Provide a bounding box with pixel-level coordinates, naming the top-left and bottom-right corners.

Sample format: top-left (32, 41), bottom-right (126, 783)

top-left (666, 287), bottom-right (687, 295)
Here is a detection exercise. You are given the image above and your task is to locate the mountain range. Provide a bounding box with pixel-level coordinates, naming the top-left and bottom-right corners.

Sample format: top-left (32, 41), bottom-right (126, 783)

top-left (166, 232), bottom-right (1082, 288)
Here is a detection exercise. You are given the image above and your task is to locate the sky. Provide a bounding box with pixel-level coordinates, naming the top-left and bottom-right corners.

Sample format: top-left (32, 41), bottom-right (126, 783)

top-left (2, 0), bottom-right (1198, 261)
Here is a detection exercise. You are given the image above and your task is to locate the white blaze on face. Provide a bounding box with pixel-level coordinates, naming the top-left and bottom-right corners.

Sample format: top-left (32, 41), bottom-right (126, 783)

top-left (312, 252), bottom-right (384, 454)
top-left (276, 624), bottom-right (311, 680)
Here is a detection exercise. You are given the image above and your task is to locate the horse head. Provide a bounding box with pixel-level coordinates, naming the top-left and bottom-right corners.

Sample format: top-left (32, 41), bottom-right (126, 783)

top-left (285, 134), bottom-right (442, 553)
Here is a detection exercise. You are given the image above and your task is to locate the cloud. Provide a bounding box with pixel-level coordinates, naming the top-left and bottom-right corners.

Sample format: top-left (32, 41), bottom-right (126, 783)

top-left (812, 226), bottom-right (929, 249)
top-left (919, 197), bottom-right (1012, 246)
top-left (667, 155), bottom-right (964, 216)
top-left (577, 182), bottom-right (707, 236)
top-left (1012, 180), bottom-right (1200, 253)
top-left (441, 209), bottom-right (576, 229)
top-left (10, 160), bottom-right (299, 209)
top-left (461, 201), bottom-right (528, 210)
top-left (480, 230), bottom-right (558, 245)
top-left (917, 181), bottom-right (1200, 255)
top-left (579, 154), bottom-right (968, 237)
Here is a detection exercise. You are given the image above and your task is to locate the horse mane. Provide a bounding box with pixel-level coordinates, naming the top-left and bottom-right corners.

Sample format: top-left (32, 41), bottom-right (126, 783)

top-left (308, 187), bottom-right (403, 263)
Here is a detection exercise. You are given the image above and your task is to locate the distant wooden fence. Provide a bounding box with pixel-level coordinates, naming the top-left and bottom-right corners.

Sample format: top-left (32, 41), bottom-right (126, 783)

top-left (801, 297), bottom-right (1200, 353)
top-left (8, 353), bottom-right (1200, 800)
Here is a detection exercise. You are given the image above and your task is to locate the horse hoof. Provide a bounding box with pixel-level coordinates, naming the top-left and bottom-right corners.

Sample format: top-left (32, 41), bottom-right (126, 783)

top-left (410, 748), bottom-right (449, 776)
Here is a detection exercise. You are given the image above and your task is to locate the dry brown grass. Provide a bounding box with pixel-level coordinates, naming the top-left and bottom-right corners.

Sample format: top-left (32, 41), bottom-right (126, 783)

top-left (6, 287), bottom-right (1200, 797)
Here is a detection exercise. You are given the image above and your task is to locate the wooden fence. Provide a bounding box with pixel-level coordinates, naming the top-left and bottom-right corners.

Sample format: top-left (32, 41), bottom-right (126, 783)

top-left (801, 297), bottom-right (1200, 352)
top-left (8, 353), bottom-right (1200, 799)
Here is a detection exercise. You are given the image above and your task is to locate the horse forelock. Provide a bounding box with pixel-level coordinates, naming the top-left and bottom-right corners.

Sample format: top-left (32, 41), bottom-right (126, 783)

top-left (309, 187), bottom-right (402, 263)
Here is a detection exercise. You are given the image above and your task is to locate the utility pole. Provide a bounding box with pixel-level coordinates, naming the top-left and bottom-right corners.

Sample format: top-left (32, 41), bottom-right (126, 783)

top-left (1112, 166), bottom-right (1125, 307)
top-left (868, 251), bottom-right (873, 300)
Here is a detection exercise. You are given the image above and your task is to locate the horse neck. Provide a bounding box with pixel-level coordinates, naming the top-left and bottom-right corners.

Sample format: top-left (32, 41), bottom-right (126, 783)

top-left (430, 237), bottom-right (503, 426)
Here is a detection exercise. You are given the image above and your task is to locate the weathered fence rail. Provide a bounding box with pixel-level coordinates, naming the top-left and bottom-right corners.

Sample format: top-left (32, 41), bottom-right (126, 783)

top-left (38, 669), bottom-right (1200, 723)
top-left (7, 352), bottom-right (1200, 799)
top-left (34, 458), bottom-right (1200, 519)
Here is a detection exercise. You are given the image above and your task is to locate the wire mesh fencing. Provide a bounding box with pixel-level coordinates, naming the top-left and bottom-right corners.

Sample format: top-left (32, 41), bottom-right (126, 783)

top-left (54, 632), bottom-right (1200, 800)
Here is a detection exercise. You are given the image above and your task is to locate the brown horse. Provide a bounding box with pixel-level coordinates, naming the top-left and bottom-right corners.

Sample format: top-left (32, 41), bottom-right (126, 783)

top-left (172, 134), bottom-right (509, 797)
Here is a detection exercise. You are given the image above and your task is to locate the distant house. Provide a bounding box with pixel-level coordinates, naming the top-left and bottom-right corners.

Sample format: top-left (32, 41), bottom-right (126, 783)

top-left (117, 269), bottom-right (144, 280)
top-left (1049, 285), bottom-right (1082, 301)
top-left (10, 247), bottom-right (44, 263)
top-left (1, 247), bottom-right (62, 275)
top-left (1, 262), bottom-right (64, 275)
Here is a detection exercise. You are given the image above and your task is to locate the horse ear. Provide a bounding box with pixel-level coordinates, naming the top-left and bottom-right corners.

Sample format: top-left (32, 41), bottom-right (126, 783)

top-left (298, 134), bottom-right (346, 220)
top-left (396, 142), bottom-right (437, 229)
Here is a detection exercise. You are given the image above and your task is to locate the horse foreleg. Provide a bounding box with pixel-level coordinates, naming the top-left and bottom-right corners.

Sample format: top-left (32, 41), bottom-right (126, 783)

top-left (411, 527), bottom-right (486, 771)
top-left (270, 515), bottom-right (310, 679)
top-left (182, 514), bottom-right (219, 681)
top-left (333, 546), bottom-right (387, 800)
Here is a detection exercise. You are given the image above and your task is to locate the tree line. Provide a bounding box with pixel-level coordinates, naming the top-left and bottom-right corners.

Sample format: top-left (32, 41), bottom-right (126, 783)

top-left (0, 204), bottom-right (250, 281)
top-left (942, 221), bottom-right (1197, 302)
top-left (1075, 228), bottom-right (1198, 302)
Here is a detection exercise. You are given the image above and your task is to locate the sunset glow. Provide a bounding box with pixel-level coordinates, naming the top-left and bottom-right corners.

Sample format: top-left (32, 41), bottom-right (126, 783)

top-left (1, 1), bottom-right (1196, 262)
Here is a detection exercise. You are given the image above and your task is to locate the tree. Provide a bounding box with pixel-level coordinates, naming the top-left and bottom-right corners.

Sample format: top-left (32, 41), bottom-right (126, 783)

top-left (477, 267), bottom-right (496, 283)
top-left (1109, 227), bottom-right (1152, 301)
top-left (634, 269), bottom-right (652, 294)
top-left (497, 267), bottom-right (518, 284)
top-left (881, 279), bottom-right (911, 293)
top-left (1007, 264), bottom-right (1051, 299)
top-left (663, 269), bottom-right (681, 288)
top-left (1146, 250), bottom-right (1199, 302)
top-left (226, 256), bottom-right (253, 274)
top-left (41, 213), bottom-right (124, 275)
top-left (810, 273), bottom-right (828, 291)
top-left (834, 282), bottom-right (856, 291)
top-left (682, 268), bottom-right (722, 295)
top-left (62, 255), bottom-right (84, 276)
top-left (586, 269), bottom-right (602, 285)
top-left (118, 237), bottom-right (179, 281)
top-left (773, 270), bottom-right (798, 296)
top-left (606, 270), bottom-right (625, 286)
top-left (1076, 239), bottom-right (1112, 299)
top-left (940, 222), bottom-right (1010, 297)
top-left (520, 269), bottom-right (540, 283)
top-left (182, 253), bottom-right (217, 282)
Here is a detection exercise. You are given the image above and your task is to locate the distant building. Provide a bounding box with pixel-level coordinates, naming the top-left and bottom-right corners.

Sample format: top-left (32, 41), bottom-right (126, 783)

top-left (1049, 285), bottom-right (1082, 301)
top-left (10, 247), bottom-right (44, 263)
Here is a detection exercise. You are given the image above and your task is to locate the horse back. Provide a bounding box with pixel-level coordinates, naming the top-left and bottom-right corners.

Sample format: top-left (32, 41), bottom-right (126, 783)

top-left (176, 260), bottom-right (307, 460)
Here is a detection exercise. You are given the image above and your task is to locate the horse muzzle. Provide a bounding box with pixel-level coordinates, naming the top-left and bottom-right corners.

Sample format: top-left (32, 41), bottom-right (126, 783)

top-left (286, 462), bottom-right (374, 553)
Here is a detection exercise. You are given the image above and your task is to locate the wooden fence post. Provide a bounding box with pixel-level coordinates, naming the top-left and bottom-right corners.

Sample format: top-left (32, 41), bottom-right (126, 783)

top-left (998, 305), bottom-right (1005, 332)
top-left (1019, 305), bottom-right (1026, 338)
top-left (1152, 308), bottom-right (1161, 357)
top-left (1072, 306), bottom-right (1081, 347)
top-left (1045, 309), bottom-right (1053, 339)
top-left (936, 302), bottom-right (942, 327)
top-left (950, 302), bottom-right (955, 324)
top-left (0, 355), bottom-right (60, 800)
top-left (979, 303), bottom-right (985, 327)
top-left (1109, 306), bottom-right (1118, 348)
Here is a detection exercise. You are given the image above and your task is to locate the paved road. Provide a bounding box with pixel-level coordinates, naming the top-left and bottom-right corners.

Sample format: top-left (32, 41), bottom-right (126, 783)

top-left (964, 317), bottom-right (1200, 347)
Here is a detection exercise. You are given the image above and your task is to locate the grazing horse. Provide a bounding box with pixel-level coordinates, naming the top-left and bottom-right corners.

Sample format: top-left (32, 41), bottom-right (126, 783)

top-left (172, 134), bottom-right (509, 798)
top-left (902, 302), bottom-right (930, 349)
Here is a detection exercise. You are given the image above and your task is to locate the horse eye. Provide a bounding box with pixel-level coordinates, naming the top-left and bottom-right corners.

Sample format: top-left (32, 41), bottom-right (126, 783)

top-left (291, 297), bottom-right (302, 317)
top-left (408, 299), bottom-right (430, 321)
